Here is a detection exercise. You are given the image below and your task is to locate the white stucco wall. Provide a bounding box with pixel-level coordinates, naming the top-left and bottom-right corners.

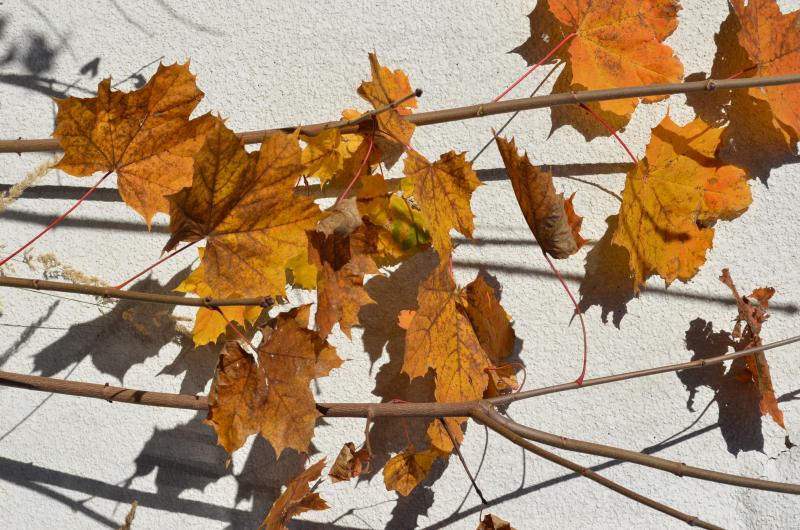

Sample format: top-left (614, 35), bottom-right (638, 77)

top-left (1, 1), bottom-right (800, 528)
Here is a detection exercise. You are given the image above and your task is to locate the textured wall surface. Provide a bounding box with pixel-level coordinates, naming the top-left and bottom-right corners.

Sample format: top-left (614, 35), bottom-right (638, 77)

top-left (1, 1), bottom-right (799, 528)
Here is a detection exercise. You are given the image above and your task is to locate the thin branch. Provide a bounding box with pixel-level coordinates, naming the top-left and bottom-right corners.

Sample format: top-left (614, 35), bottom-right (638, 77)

top-left (2, 73), bottom-right (799, 153)
top-left (484, 406), bottom-right (800, 495)
top-left (490, 334), bottom-right (800, 406)
top-left (471, 407), bottom-right (723, 530)
top-left (0, 276), bottom-right (274, 308)
top-left (438, 418), bottom-right (487, 505)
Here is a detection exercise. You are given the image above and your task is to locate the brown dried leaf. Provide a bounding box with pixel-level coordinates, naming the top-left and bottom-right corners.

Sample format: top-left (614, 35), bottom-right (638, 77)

top-left (262, 459), bottom-right (329, 530)
top-left (328, 442), bottom-right (370, 482)
top-left (477, 513), bottom-right (516, 530)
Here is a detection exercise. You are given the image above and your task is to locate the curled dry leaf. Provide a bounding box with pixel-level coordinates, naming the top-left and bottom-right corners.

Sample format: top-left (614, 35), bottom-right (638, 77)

top-left (720, 268), bottom-right (784, 428)
top-left (175, 248), bottom-right (262, 346)
top-left (54, 62), bottom-right (216, 225)
top-left (383, 444), bottom-right (439, 496)
top-left (477, 513), bottom-right (516, 530)
top-left (729, 0), bottom-right (800, 143)
top-left (307, 227), bottom-right (378, 339)
top-left (329, 442), bottom-right (370, 482)
top-left (495, 135), bottom-right (586, 259)
top-left (612, 116), bottom-right (751, 291)
top-left (262, 459), bottom-right (329, 530)
top-left (402, 150), bottom-right (482, 258)
top-left (205, 306), bottom-right (341, 455)
top-left (165, 119), bottom-right (322, 298)
top-left (547, 0), bottom-right (683, 120)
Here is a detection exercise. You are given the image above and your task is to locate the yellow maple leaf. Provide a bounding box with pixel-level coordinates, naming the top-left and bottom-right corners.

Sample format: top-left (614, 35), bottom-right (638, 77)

top-left (426, 417), bottom-right (465, 455)
top-left (612, 115), bottom-right (751, 291)
top-left (54, 62), bottom-right (215, 225)
top-left (175, 248), bottom-right (263, 346)
top-left (205, 306), bottom-right (341, 455)
top-left (402, 150), bottom-right (481, 258)
top-left (402, 262), bottom-right (490, 404)
top-left (546, 0), bottom-right (684, 119)
top-left (165, 118), bottom-right (322, 298)
top-left (262, 459), bottom-right (329, 530)
top-left (383, 445), bottom-right (439, 496)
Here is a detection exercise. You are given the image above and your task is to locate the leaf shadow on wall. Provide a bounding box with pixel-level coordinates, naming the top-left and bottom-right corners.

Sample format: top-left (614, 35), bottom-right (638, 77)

top-left (33, 270), bottom-right (191, 381)
top-left (683, 7), bottom-right (799, 185)
top-left (677, 318), bottom-right (766, 455)
top-left (511, 0), bottom-right (629, 141)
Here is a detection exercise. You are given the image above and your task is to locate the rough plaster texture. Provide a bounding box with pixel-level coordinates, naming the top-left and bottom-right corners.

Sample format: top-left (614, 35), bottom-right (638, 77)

top-left (1, 0), bottom-right (799, 528)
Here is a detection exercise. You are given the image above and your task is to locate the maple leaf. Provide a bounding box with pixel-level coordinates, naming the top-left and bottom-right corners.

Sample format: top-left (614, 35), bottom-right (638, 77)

top-left (357, 53), bottom-right (418, 166)
top-left (720, 269), bottom-right (784, 428)
top-left (54, 62), bottom-right (215, 225)
top-left (383, 444), bottom-right (439, 496)
top-left (402, 150), bottom-right (481, 258)
top-left (402, 262), bottom-right (491, 404)
top-left (426, 417), bottom-right (465, 454)
top-left (205, 306), bottom-right (341, 455)
top-left (286, 251), bottom-right (317, 290)
top-left (358, 173), bottom-right (431, 264)
top-left (307, 227), bottom-right (378, 339)
top-left (175, 248), bottom-right (262, 346)
top-left (301, 125), bottom-right (381, 188)
top-left (546, 0), bottom-right (683, 120)
top-left (495, 135), bottom-right (586, 259)
top-left (262, 458), bottom-right (329, 530)
top-left (729, 0), bottom-right (800, 142)
top-left (328, 442), bottom-right (370, 482)
top-left (165, 118), bottom-right (322, 298)
top-left (459, 276), bottom-right (516, 365)
top-left (612, 116), bottom-right (751, 291)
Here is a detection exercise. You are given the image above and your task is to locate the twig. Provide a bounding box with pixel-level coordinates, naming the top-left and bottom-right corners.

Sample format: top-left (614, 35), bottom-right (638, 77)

top-left (471, 407), bottom-right (722, 530)
top-left (438, 418), bottom-right (487, 505)
top-left (0, 276), bottom-right (274, 308)
top-left (340, 89), bottom-right (422, 128)
top-left (3, 74), bottom-right (800, 153)
top-left (484, 406), bottom-right (800, 495)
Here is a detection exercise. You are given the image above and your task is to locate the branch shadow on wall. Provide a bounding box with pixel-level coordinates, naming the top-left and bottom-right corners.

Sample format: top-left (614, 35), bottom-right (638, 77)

top-left (677, 317), bottom-right (767, 455)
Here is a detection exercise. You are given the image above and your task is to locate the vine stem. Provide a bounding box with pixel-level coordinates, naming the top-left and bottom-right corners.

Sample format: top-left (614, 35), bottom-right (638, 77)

top-left (578, 102), bottom-right (639, 165)
top-left (543, 251), bottom-right (587, 385)
top-left (0, 170), bottom-right (112, 267)
top-left (0, 275), bottom-right (274, 308)
top-left (3, 74), bottom-right (800, 153)
top-left (113, 240), bottom-right (198, 290)
top-left (491, 32), bottom-right (577, 103)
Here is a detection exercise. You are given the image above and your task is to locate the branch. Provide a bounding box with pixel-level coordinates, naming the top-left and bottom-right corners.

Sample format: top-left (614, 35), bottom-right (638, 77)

top-left (490, 334), bottom-right (800, 406)
top-left (471, 407), bottom-right (723, 530)
top-left (2, 74), bottom-right (799, 153)
top-left (484, 407), bottom-right (800, 495)
top-left (0, 276), bottom-right (274, 308)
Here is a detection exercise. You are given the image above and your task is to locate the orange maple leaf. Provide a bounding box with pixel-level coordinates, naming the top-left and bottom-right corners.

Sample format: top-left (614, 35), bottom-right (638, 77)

top-left (54, 62), bottom-right (215, 225)
top-left (175, 248), bottom-right (263, 346)
top-left (729, 0), bottom-right (800, 142)
top-left (165, 119), bottom-right (322, 298)
top-left (426, 417), bottom-right (465, 454)
top-left (612, 116), bottom-right (751, 291)
top-left (307, 226), bottom-right (379, 339)
top-left (383, 444), bottom-right (439, 496)
top-left (546, 0), bottom-right (683, 119)
top-left (495, 135), bottom-right (586, 259)
top-left (402, 262), bottom-right (491, 405)
top-left (262, 459), bottom-right (329, 530)
top-left (206, 306), bottom-right (341, 455)
top-left (401, 150), bottom-right (482, 258)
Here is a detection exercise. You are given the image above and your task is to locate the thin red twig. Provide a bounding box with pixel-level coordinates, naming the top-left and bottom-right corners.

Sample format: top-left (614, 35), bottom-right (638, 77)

top-left (578, 103), bottom-right (639, 165)
top-left (492, 32), bottom-right (577, 103)
top-left (0, 170), bottom-right (113, 267)
top-left (113, 240), bottom-right (197, 290)
top-left (543, 252), bottom-right (587, 385)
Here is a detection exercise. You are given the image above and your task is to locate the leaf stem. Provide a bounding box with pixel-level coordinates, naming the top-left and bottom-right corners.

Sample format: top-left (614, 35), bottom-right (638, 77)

top-left (5, 74), bottom-right (800, 153)
top-left (0, 170), bottom-right (112, 267)
top-left (543, 251), bottom-right (587, 385)
top-left (578, 103), bottom-right (639, 165)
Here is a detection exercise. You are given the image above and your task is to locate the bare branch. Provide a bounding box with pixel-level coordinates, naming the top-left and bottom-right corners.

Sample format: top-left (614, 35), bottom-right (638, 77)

top-left (2, 74), bottom-right (799, 153)
top-left (484, 407), bottom-right (800, 495)
top-left (0, 276), bottom-right (274, 308)
top-left (471, 407), bottom-right (723, 530)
